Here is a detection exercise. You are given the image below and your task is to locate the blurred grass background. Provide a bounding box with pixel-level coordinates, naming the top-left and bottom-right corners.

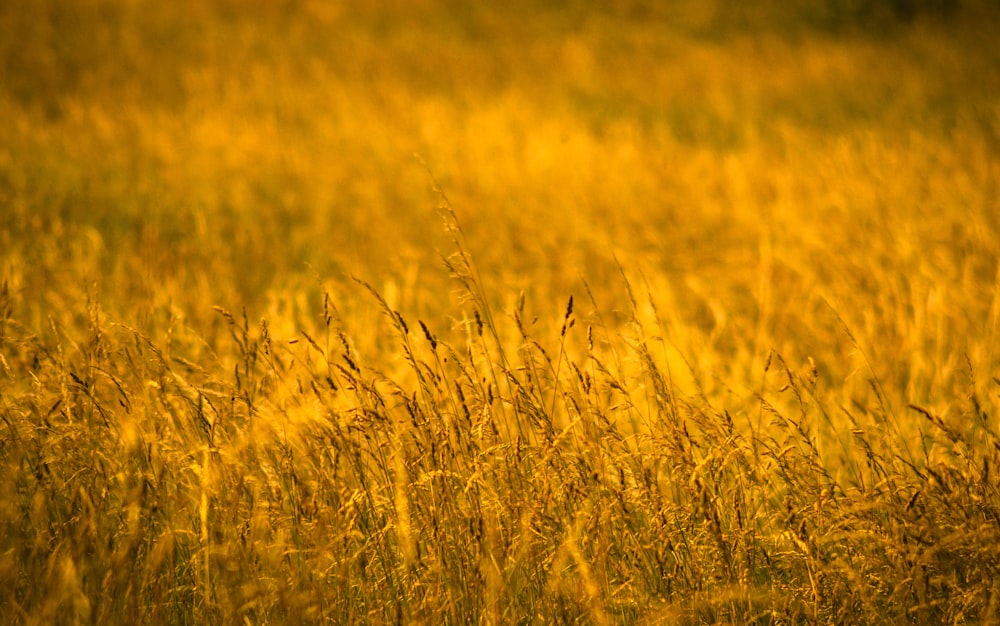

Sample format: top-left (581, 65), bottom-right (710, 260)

top-left (3, 0), bottom-right (998, 399)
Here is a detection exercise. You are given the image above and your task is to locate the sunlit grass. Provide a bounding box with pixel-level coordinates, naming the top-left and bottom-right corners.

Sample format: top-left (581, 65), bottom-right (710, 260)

top-left (2, 0), bottom-right (999, 623)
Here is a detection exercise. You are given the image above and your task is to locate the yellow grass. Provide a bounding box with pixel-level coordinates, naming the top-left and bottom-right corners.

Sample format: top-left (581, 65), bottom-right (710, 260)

top-left (2, 0), bottom-right (999, 623)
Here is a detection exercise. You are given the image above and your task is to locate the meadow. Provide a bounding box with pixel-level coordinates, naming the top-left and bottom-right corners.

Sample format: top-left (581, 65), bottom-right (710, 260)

top-left (2, 0), bottom-right (1000, 623)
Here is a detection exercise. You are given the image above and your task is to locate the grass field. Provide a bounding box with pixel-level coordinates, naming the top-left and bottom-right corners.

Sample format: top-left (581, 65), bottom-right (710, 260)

top-left (2, 0), bottom-right (1000, 623)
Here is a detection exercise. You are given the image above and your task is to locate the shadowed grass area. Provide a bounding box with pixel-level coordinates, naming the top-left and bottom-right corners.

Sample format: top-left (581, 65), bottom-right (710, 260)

top-left (1, 0), bottom-right (999, 623)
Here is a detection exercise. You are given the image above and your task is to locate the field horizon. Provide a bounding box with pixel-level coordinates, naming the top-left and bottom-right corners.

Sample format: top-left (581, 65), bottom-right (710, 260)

top-left (2, 1), bottom-right (1000, 623)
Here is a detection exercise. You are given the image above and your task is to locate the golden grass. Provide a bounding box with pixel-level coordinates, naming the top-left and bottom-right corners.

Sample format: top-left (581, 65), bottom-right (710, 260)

top-left (2, 0), bottom-right (1000, 623)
